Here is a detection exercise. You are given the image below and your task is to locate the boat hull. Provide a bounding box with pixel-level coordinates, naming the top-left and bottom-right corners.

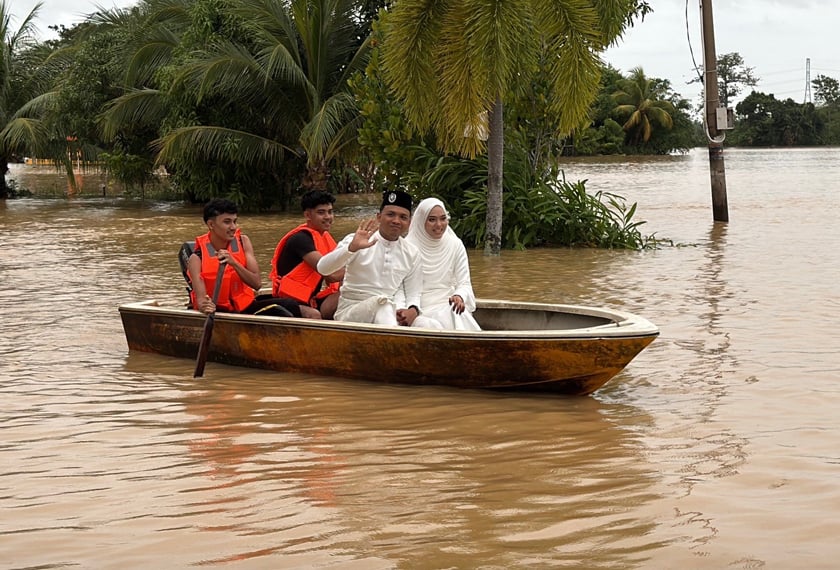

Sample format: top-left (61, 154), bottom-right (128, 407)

top-left (119, 300), bottom-right (658, 396)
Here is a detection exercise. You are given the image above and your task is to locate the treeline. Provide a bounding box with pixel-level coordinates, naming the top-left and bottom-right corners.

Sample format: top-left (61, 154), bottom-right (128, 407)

top-left (730, 88), bottom-right (840, 146)
top-left (4, 0), bottom-right (672, 251)
top-left (571, 66), bottom-right (701, 156)
top-left (574, 59), bottom-right (840, 152)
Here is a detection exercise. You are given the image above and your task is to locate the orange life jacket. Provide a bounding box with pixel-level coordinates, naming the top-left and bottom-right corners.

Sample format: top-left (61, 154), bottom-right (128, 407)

top-left (269, 224), bottom-right (340, 305)
top-left (189, 229), bottom-right (255, 312)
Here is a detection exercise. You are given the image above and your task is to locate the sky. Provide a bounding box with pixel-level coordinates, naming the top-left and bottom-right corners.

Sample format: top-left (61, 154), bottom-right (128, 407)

top-left (9, 0), bottom-right (840, 109)
top-left (603, 0), bottom-right (840, 108)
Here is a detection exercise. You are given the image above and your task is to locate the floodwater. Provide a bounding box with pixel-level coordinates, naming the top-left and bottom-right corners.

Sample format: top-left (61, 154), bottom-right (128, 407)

top-left (1, 147), bottom-right (838, 569)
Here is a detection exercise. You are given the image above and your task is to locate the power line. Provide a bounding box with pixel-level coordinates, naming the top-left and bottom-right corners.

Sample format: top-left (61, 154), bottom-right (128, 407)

top-left (759, 68), bottom-right (804, 77)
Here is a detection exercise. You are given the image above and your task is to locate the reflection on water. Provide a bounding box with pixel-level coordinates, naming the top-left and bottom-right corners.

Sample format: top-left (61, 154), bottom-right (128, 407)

top-left (115, 361), bottom-right (664, 568)
top-left (4, 148), bottom-right (840, 567)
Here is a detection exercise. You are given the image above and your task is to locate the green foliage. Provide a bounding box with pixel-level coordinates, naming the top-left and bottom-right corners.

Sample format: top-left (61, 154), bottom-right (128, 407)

top-left (612, 67), bottom-right (675, 146)
top-left (51, 24), bottom-right (121, 147)
top-left (379, 0), bottom-right (653, 160)
top-left (572, 65), bottom-right (699, 155)
top-left (627, 94), bottom-right (697, 154)
top-left (93, 0), bottom-right (375, 208)
top-left (573, 118), bottom-right (625, 155)
top-left (812, 74), bottom-right (840, 106)
top-left (688, 52), bottom-right (758, 108)
top-left (347, 14), bottom-right (425, 188)
top-left (402, 141), bottom-right (657, 250)
top-left (99, 150), bottom-right (158, 197)
top-left (466, 172), bottom-right (657, 250)
top-left (731, 92), bottom-right (830, 146)
top-left (0, 1), bottom-right (50, 197)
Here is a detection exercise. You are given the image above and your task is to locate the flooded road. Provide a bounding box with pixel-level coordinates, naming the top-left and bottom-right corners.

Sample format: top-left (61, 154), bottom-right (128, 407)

top-left (2, 147), bottom-right (839, 568)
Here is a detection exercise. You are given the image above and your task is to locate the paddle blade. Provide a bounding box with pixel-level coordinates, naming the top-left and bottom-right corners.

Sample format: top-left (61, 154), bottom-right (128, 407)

top-left (193, 314), bottom-right (216, 377)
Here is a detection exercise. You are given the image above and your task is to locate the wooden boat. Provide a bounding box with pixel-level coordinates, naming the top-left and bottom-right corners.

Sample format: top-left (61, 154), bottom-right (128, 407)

top-left (119, 299), bottom-right (658, 396)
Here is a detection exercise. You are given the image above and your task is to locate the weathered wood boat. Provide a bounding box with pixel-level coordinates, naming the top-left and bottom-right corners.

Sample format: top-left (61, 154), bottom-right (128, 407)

top-left (119, 299), bottom-right (658, 396)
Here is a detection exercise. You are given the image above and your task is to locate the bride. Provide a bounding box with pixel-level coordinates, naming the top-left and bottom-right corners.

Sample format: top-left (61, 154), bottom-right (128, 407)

top-left (405, 197), bottom-right (481, 331)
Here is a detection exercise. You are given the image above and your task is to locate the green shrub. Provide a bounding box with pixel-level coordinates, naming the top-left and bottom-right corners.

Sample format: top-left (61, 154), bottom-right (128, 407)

top-left (403, 145), bottom-right (659, 250)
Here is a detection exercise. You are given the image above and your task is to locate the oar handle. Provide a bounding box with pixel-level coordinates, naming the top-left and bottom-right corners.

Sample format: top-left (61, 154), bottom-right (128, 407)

top-left (209, 260), bottom-right (227, 305)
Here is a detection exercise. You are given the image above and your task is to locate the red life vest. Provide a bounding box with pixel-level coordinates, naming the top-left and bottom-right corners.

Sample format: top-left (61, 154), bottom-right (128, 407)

top-left (269, 224), bottom-right (340, 305)
top-left (189, 229), bottom-right (255, 312)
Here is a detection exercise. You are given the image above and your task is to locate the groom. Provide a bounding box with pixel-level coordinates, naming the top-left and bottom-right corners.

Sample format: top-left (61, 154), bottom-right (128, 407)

top-left (316, 189), bottom-right (423, 326)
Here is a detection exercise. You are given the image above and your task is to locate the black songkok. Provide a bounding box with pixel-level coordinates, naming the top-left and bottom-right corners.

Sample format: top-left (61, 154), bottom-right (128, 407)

top-left (380, 189), bottom-right (413, 212)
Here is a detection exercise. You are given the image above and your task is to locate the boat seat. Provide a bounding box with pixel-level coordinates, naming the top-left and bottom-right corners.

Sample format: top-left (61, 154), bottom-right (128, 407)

top-left (178, 241), bottom-right (196, 306)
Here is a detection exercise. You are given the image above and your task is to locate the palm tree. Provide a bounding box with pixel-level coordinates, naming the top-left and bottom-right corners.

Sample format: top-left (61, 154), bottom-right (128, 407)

top-left (2, 2), bottom-right (111, 197)
top-left (0, 1), bottom-right (43, 198)
top-left (612, 66), bottom-right (675, 146)
top-left (381, 0), bottom-right (651, 254)
top-left (99, 0), bottom-right (370, 202)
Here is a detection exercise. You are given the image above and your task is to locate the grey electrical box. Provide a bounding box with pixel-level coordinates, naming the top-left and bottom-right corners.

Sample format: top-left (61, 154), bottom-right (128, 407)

top-left (716, 107), bottom-right (735, 130)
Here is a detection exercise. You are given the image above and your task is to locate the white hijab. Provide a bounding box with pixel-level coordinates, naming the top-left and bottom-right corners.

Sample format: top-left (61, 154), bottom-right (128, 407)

top-left (407, 198), bottom-right (461, 289)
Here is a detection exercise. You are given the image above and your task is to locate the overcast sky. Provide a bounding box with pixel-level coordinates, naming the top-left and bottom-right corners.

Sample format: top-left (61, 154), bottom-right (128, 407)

top-left (9, 0), bottom-right (839, 109)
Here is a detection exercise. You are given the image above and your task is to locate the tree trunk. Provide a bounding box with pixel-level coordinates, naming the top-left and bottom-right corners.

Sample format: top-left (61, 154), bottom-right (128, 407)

top-left (0, 158), bottom-right (9, 199)
top-left (484, 97), bottom-right (504, 256)
top-left (302, 161), bottom-right (329, 191)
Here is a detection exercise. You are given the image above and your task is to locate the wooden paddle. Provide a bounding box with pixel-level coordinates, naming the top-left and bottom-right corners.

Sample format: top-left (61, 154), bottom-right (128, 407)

top-left (193, 261), bottom-right (226, 378)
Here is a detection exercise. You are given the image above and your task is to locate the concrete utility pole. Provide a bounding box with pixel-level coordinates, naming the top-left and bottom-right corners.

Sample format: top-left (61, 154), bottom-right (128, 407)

top-left (700, 0), bottom-right (729, 222)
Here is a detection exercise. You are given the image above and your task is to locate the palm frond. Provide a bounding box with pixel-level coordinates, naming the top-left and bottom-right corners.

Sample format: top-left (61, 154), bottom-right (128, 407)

top-left (382, 0), bottom-right (447, 132)
top-left (126, 24), bottom-right (180, 86)
top-left (255, 43), bottom-right (315, 96)
top-left (336, 33), bottom-right (372, 87)
top-left (300, 91), bottom-right (358, 164)
top-left (538, 0), bottom-right (604, 134)
top-left (99, 88), bottom-right (166, 141)
top-left (153, 125), bottom-right (299, 170)
top-left (174, 41), bottom-right (268, 104)
top-left (0, 116), bottom-right (49, 155)
top-left (3, 1), bottom-right (41, 51)
top-left (234, 0), bottom-right (301, 59)
top-left (143, 0), bottom-right (193, 28)
top-left (433, 4), bottom-right (486, 156)
top-left (646, 105), bottom-right (673, 129)
top-left (592, 0), bottom-right (636, 45)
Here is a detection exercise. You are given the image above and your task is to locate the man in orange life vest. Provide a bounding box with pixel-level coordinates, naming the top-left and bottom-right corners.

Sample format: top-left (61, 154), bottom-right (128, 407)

top-left (188, 198), bottom-right (306, 318)
top-left (269, 190), bottom-right (344, 319)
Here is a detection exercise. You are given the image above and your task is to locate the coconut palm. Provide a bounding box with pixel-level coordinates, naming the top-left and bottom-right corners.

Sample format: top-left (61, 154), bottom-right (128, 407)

top-left (381, 0), bottom-right (650, 254)
top-left (99, 0), bottom-right (370, 202)
top-left (612, 66), bottom-right (675, 146)
top-left (0, 1), bottom-right (43, 198)
top-left (3, 1), bottom-right (131, 198)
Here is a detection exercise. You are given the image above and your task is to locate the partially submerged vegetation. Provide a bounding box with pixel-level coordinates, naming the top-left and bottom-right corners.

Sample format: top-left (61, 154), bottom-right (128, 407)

top-left (2, 0), bottom-right (683, 249)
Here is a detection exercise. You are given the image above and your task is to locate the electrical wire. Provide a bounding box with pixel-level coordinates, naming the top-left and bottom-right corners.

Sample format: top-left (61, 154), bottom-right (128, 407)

top-left (687, 0), bottom-right (725, 143)
top-left (686, 0), bottom-right (704, 85)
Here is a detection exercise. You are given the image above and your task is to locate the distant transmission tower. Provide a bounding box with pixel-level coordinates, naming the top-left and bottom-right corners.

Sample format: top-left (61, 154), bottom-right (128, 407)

top-left (804, 58), bottom-right (812, 103)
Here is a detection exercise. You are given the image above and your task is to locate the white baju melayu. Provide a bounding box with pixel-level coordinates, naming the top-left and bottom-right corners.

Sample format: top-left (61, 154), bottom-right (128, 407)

top-left (317, 230), bottom-right (426, 326)
top-left (405, 198), bottom-right (481, 331)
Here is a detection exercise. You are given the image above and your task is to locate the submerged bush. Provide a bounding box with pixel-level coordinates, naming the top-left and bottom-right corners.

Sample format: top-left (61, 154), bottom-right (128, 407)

top-left (4, 179), bottom-right (32, 198)
top-left (404, 146), bottom-right (659, 250)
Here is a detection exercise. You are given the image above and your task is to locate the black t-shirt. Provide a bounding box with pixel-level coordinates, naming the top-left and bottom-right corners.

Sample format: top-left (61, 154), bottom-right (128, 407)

top-left (275, 231), bottom-right (317, 275)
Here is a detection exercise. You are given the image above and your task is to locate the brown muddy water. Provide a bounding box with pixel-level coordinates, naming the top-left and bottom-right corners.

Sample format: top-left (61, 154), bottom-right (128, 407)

top-left (1, 147), bottom-right (838, 569)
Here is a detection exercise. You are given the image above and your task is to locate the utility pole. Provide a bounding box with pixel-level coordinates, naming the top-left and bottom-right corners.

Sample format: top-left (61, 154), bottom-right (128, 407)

top-left (701, 0), bottom-right (728, 222)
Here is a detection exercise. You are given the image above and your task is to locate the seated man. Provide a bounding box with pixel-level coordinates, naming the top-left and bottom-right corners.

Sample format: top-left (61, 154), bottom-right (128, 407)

top-left (188, 198), bottom-right (312, 318)
top-left (269, 190), bottom-right (343, 319)
top-left (316, 189), bottom-right (433, 327)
